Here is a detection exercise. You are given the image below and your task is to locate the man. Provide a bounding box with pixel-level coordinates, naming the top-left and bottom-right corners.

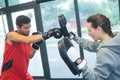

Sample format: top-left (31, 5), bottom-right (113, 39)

top-left (1, 15), bottom-right (62, 80)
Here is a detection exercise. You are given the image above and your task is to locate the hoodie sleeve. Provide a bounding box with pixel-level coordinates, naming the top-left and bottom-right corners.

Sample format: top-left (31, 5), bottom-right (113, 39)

top-left (82, 47), bottom-right (117, 80)
top-left (73, 36), bottom-right (100, 52)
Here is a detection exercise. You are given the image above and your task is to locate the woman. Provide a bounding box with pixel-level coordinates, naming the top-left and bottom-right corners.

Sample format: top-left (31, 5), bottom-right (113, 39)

top-left (71, 14), bottom-right (120, 80)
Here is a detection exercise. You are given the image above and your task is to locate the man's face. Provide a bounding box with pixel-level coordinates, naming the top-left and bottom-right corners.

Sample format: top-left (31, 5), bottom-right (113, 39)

top-left (86, 22), bottom-right (100, 41)
top-left (17, 23), bottom-right (31, 36)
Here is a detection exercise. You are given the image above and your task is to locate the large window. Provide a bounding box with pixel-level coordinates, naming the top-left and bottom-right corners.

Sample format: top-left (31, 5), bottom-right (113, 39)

top-left (11, 9), bottom-right (44, 76)
top-left (0, 14), bottom-right (8, 75)
top-left (0, 0), bottom-right (5, 8)
top-left (8, 0), bottom-right (34, 6)
top-left (40, 0), bottom-right (81, 78)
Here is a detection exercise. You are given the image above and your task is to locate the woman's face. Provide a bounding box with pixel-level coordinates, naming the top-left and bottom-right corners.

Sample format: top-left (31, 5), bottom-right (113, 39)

top-left (86, 22), bottom-right (101, 41)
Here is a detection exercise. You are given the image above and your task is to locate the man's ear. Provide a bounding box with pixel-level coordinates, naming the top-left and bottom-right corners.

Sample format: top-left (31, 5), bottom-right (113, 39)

top-left (16, 26), bottom-right (20, 30)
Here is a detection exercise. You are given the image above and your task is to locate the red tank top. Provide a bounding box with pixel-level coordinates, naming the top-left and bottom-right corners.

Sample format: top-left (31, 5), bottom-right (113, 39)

top-left (1, 33), bottom-right (33, 80)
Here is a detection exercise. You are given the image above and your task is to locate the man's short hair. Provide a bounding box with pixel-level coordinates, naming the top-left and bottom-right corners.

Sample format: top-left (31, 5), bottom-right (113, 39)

top-left (16, 15), bottom-right (31, 27)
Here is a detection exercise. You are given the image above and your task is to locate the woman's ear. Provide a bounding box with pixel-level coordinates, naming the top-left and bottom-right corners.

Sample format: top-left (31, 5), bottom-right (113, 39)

top-left (97, 26), bottom-right (102, 32)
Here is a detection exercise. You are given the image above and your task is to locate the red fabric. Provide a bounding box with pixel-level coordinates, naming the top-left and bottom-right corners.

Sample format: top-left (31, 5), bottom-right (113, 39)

top-left (1, 35), bottom-right (33, 80)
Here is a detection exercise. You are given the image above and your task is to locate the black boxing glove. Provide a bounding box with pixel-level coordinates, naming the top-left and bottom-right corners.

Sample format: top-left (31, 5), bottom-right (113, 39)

top-left (32, 28), bottom-right (62, 50)
top-left (42, 28), bottom-right (62, 40)
top-left (53, 28), bottom-right (62, 39)
top-left (32, 32), bottom-right (43, 50)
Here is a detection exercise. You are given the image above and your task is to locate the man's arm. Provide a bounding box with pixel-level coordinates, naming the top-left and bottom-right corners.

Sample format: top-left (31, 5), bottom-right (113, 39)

top-left (7, 31), bottom-right (42, 44)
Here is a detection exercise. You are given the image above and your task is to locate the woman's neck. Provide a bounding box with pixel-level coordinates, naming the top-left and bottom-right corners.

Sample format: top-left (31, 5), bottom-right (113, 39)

top-left (101, 34), bottom-right (112, 41)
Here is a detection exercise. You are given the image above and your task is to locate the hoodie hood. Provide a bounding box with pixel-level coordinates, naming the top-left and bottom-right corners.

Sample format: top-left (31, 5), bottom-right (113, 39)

top-left (97, 32), bottom-right (120, 49)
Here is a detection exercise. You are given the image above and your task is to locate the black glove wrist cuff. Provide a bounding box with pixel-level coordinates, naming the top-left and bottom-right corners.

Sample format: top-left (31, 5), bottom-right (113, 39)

top-left (42, 32), bottom-right (50, 40)
top-left (32, 43), bottom-right (39, 50)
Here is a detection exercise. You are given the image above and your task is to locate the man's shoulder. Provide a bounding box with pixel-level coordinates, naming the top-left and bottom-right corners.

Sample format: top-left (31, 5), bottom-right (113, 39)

top-left (7, 30), bottom-right (19, 37)
top-left (6, 31), bottom-right (18, 44)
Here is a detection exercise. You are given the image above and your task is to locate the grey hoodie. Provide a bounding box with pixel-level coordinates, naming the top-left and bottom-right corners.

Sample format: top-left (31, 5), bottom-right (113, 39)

top-left (73, 32), bottom-right (120, 80)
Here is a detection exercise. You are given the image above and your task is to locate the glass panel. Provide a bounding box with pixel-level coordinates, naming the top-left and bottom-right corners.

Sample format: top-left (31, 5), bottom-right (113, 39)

top-left (11, 9), bottom-right (44, 76)
top-left (78, 0), bottom-right (119, 69)
top-left (8, 0), bottom-right (34, 6)
top-left (40, 0), bottom-right (80, 78)
top-left (0, 14), bottom-right (9, 76)
top-left (0, 0), bottom-right (5, 8)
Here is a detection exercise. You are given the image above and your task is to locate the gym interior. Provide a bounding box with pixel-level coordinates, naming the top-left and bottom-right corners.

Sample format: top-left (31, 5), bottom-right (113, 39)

top-left (0, 0), bottom-right (120, 80)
